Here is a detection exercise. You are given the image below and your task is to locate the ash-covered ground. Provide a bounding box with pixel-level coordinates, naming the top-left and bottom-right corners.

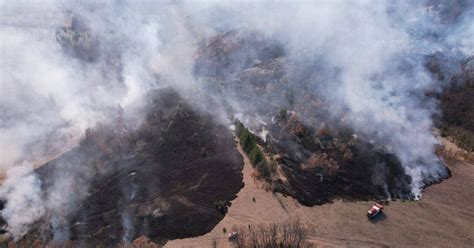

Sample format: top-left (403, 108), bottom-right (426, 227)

top-left (7, 88), bottom-right (243, 246)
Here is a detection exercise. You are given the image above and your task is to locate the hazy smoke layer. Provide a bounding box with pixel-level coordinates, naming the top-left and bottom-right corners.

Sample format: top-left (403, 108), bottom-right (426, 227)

top-left (0, 0), bottom-right (472, 241)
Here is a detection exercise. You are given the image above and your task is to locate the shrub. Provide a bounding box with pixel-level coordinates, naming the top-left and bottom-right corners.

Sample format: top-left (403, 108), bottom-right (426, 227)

top-left (240, 129), bottom-right (257, 154)
top-left (249, 146), bottom-right (264, 165)
top-left (256, 161), bottom-right (271, 179)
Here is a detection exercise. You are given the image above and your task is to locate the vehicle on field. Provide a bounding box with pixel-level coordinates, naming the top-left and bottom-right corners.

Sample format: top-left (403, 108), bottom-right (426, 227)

top-left (367, 202), bottom-right (384, 219)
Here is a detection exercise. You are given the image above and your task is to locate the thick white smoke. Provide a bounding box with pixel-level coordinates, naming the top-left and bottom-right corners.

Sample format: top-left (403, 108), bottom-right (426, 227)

top-left (192, 1), bottom-right (461, 198)
top-left (0, 2), bottom-right (123, 171)
top-left (0, 0), bottom-right (471, 241)
top-left (0, 162), bottom-right (44, 239)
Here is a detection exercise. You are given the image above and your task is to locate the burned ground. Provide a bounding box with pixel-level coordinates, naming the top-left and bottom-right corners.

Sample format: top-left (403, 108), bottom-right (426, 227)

top-left (13, 88), bottom-right (243, 246)
top-left (192, 31), bottom-right (447, 206)
top-left (263, 115), bottom-right (417, 206)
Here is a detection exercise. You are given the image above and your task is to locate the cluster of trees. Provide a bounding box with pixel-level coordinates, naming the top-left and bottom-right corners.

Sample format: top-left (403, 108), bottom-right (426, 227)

top-left (231, 219), bottom-right (312, 248)
top-left (235, 121), bottom-right (276, 180)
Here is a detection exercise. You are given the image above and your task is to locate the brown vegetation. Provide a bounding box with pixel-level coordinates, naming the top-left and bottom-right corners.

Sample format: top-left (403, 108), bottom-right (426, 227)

top-left (117, 236), bottom-right (161, 248)
top-left (301, 152), bottom-right (339, 175)
top-left (231, 220), bottom-right (312, 248)
top-left (441, 125), bottom-right (474, 152)
top-left (435, 56), bottom-right (474, 151)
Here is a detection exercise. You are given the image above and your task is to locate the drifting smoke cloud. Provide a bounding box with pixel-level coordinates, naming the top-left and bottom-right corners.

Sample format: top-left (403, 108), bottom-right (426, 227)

top-left (0, 0), bottom-right (472, 241)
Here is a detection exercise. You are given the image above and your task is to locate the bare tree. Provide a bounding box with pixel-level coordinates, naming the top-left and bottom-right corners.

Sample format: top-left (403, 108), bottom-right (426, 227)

top-left (229, 220), bottom-right (312, 248)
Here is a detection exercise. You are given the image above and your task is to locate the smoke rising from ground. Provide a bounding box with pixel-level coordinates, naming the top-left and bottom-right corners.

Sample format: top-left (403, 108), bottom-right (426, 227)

top-left (0, 0), bottom-right (472, 241)
top-left (0, 162), bottom-right (44, 239)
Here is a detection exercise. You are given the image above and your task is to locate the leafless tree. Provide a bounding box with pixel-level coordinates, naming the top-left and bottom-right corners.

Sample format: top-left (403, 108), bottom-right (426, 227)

top-left (230, 219), bottom-right (312, 248)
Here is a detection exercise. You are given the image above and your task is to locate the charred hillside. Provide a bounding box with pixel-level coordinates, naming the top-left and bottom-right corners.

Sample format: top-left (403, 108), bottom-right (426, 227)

top-left (12, 88), bottom-right (243, 246)
top-left (262, 115), bottom-right (415, 206)
top-left (193, 31), bottom-right (449, 205)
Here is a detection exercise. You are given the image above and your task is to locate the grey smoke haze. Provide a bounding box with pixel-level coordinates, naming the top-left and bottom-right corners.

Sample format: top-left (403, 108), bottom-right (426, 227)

top-left (0, 0), bottom-right (472, 241)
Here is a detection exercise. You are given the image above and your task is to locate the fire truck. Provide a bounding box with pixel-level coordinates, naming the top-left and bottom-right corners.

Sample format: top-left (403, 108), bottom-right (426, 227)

top-left (367, 202), bottom-right (384, 219)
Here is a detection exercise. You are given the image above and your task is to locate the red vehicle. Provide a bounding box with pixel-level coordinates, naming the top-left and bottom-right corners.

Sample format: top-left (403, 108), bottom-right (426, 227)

top-left (367, 202), bottom-right (384, 219)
